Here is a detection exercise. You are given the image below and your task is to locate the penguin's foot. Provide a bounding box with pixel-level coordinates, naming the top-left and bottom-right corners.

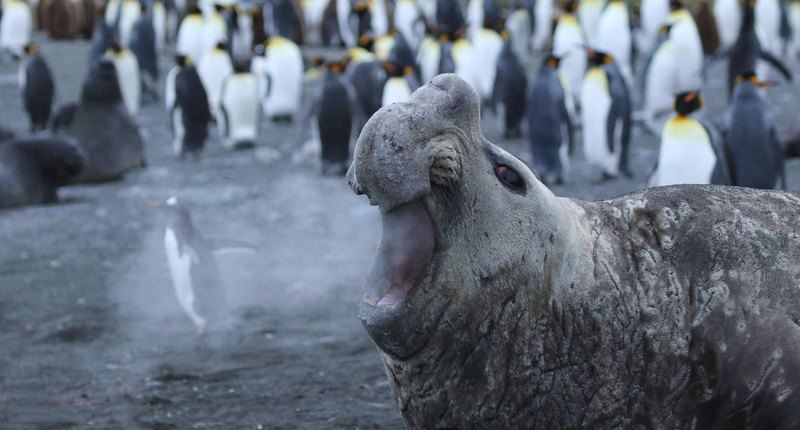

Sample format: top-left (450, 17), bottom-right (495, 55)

top-left (503, 127), bottom-right (522, 140)
top-left (321, 161), bottom-right (348, 176)
top-left (619, 167), bottom-right (634, 178)
top-left (271, 114), bottom-right (294, 123)
top-left (600, 171), bottom-right (618, 182)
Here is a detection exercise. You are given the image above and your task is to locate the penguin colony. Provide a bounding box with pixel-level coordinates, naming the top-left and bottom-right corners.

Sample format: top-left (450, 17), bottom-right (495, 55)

top-left (2, 0), bottom-right (800, 330)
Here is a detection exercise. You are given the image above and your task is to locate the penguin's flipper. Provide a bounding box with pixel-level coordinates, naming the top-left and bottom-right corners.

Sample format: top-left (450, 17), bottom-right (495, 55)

top-left (771, 127), bottom-right (787, 190)
top-left (219, 104), bottom-right (230, 137)
top-left (702, 119), bottom-right (733, 185)
top-left (181, 243), bottom-right (201, 264)
top-left (759, 50), bottom-right (793, 82)
top-left (561, 95), bottom-right (575, 157)
top-left (719, 127), bottom-right (738, 186)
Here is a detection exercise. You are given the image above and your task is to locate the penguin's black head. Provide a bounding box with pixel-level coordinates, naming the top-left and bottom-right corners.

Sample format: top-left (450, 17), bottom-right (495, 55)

top-left (353, 0), bottom-right (369, 14)
top-left (214, 3), bottom-right (224, 12)
top-left (358, 33), bottom-right (375, 51)
top-left (543, 54), bottom-right (562, 69)
top-left (175, 55), bottom-right (190, 67)
top-left (673, 91), bottom-right (703, 115)
top-left (110, 40), bottom-right (123, 54)
top-left (659, 24), bottom-right (672, 36)
top-left (82, 59), bottom-right (123, 103)
top-left (564, 1), bottom-right (578, 14)
top-left (327, 59), bottom-right (347, 74)
top-left (233, 58), bottom-right (250, 73)
top-left (215, 41), bottom-right (227, 51)
top-left (735, 70), bottom-right (758, 85)
top-left (24, 44), bottom-right (38, 55)
top-left (669, 0), bottom-right (683, 11)
top-left (187, 1), bottom-right (201, 13)
top-left (585, 48), bottom-right (613, 67)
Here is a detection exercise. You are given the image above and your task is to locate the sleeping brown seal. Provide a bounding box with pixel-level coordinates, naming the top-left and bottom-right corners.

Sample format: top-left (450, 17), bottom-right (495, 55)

top-left (347, 73), bottom-right (800, 428)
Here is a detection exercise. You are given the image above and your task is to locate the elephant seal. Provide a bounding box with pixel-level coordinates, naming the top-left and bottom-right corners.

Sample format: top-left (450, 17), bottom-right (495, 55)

top-left (0, 137), bottom-right (86, 209)
top-left (347, 73), bottom-right (800, 429)
top-left (60, 59), bottom-right (145, 182)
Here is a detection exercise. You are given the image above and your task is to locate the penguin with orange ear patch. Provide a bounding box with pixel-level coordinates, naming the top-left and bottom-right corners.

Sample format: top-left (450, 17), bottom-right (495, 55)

top-left (650, 91), bottom-right (731, 186)
top-left (725, 71), bottom-right (785, 189)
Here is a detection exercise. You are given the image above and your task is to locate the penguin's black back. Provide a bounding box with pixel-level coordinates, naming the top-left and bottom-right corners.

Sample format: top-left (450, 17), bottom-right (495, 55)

top-left (347, 60), bottom-right (386, 119)
top-left (272, 0), bottom-right (304, 45)
top-left (728, 3), bottom-right (761, 95)
top-left (175, 65), bottom-right (211, 155)
top-left (496, 40), bottom-right (527, 136)
top-left (88, 19), bottom-right (113, 68)
top-left (439, 42), bottom-right (456, 74)
top-left (528, 64), bottom-right (566, 175)
top-left (319, 72), bottom-right (353, 165)
top-left (130, 12), bottom-right (158, 81)
top-left (24, 54), bottom-right (55, 132)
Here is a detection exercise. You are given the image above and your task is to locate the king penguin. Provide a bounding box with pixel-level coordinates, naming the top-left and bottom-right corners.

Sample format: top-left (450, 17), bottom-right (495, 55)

top-left (254, 36), bottom-right (304, 122)
top-left (218, 59), bottom-right (260, 149)
top-left (725, 71), bottom-right (785, 189)
top-left (197, 42), bottom-right (233, 119)
top-left (173, 57), bottom-right (212, 158)
top-left (106, 41), bottom-right (142, 116)
top-left (19, 44), bottom-right (55, 132)
top-left (651, 91), bottom-right (732, 186)
top-left (163, 196), bottom-right (228, 335)
top-left (580, 48), bottom-right (632, 179)
top-left (176, 2), bottom-right (206, 65)
top-left (528, 54), bottom-right (574, 185)
top-left (0, 0), bottom-right (33, 58)
top-left (494, 35), bottom-right (528, 139)
top-left (595, 0), bottom-right (633, 85)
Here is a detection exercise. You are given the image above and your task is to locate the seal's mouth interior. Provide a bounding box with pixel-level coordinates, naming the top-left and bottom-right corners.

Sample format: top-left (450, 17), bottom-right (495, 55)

top-left (364, 199), bottom-right (435, 308)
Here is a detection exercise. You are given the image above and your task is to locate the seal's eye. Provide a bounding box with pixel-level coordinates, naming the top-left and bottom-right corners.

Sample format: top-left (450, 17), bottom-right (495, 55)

top-left (496, 164), bottom-right (524, 190)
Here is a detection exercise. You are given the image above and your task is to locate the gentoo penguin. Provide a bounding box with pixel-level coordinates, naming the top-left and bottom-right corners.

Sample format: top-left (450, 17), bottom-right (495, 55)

top-left (531, 0), bottom-right (553, 50)
top-left (118, 0), bottom-right (142, 47)
top-left (202, 4), bottom-right (228, 56)
top-left (252, 37), bottom-right (303, 122)
top-left (59, 59), bottom-right (146, 182)
top-left (308, 59), bottom-right (362, 175)
top-left (0, 0), bottom-right (33, 58)
top-left (580, 48), bottom-right (632, 179)
top-left (129, 5), bottom-right (159, 103)
top-left (639, 0), bottom-right (670, 54)
top-left (552, 1), bottom-right (586, 109)
top-left (528, 54), bottom-right (574, 185)
top-left (265, 0), bottom-right (304, 45)
top-left (578, 0), bottom-right (604, 46)
top-left (595, 0), bottom-right (633, 85)
top-left (725, 71), bottom-right (785, 189)
top-left (173, 58), bottom-right (212, 158)
top-left (217, 59), bottom-right (260, 149)
top-left (714, 0), bottom-right (741, 52)
top-left (19, 44), bottom-right (55, 132)
top-left (197, 42), bottom-right (233, 118)
top-left (106, 41), bottom-right (142, 116)
top-left (0, 137), bottom-right (86, 209)
top-left (728, 0), bottom-right (792, 96)
top-left (176, 2), bottom-right (206, 65)
top-left (88, 8), bottom-right (114, 68)
top-left (651, 91), bottom-right (732, 186)
top-left (163, 196), bottom-right (227, 334)
top-left (494, 36), bottom-right (528, 139)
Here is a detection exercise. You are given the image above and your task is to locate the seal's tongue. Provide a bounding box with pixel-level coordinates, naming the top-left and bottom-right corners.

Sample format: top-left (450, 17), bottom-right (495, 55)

top-left (366, 200), bottom-right (435, 307)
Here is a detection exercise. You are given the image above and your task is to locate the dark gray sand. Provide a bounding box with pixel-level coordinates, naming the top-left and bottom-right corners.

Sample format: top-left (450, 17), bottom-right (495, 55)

top-left (1, 32), bottom-right (800, 428)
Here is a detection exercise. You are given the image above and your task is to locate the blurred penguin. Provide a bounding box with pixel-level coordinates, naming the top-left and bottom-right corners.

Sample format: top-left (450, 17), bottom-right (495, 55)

top-left (595, 0), bottom-right (633, 85)
top-left (714, 0), bottom-right (741, 52)
top-left (580, 48), bottom-right (632, 179)
top-left (417, 30), bottom-right (441, 84)
top-left (173, 57), bottom-right (212, 158)
top-left (251, 36), bottom-right (303, 122)
top-left (725, 71), bottom-right (785, 189)
top-left (435, 0), bottom-right (466, 40)
top-left (494, 35), bottom-right (528, 139)
top-left (218, 59), bottom-right (260, 149)
top-left (89, 7), bottom-right (115, 68)
top-left (755, 0), bottom-right (784, 67)
top-left (197, 42), bottom-right (233, 118)
top-left (531, 0), bottom-right (553, 50)
top-left (504, 3), bottom-right (531, 60)
top-left (466, 0), bottom-right (484, 41)
top-left (692, 1), bottom-right (720, 56)
top-left (552, 1), bottom-right (586, 110)
top-left (394, 0), bottom-right (424, 49)
top-left (130, 4), bottom-right (160, 103)
top-left (202, 4), bottom-right (228, 56)
top-left (345, 40), bottom-right (387, 122)
top-left (727, 0), bottom-right (792, 96)
top-left (640, 24), bottom-right (680, 133)
top-left (665, 0), bottom-right (704, 89)
top-left (19, 44), bottom-right (55, 132)
top-left (163, 196), bottom-right (231, 334)
top-left (176, 2), bottom-right (206, 65)
top-left (458, 23), bottom-right (503, 105)
top-left (302, 59), bottom-right (363, 175)
top-left (118, 0), bottom-right (142, 47)
top-left (264, 0), bottom-right (304, 45)
top-left (337, 0), bottom-right (357, 46)
top-left (528, 54), bottom-right (574, 185)
top-left (152, 0), bottom-right (168, 53)
top-left (418, 0), bottom-right (437, 24)
top-left (0, 0), bottom-right (33, 58)
top-left (650, 91), bottom-right (732, 186)
top-left (381, 62), bottom-right (419, 106)
top-left (302, 0), bottom-right (331, 45)
top-left (578, 0), bottom-right (603, 46)
top-left (639, 0), bottom-right (670, 54)
top-left (106, 41), bottom-right (142, 116)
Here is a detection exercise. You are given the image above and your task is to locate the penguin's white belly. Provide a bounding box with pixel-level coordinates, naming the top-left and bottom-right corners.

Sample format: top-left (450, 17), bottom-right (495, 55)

top-left (303, 0), bottom-right (330, 29)
top-left (596, 5), bottom-right (631, 81)
top-left (792, 3), bottom-right (800, 57)
top-left (0, 2), bottom-right (32, 54)
top-left (578, 0), bottom-right (603, 45)
top-left (395, 1), bottom-right (421, 48)
top-left (580, 75), bottom-right (618, 175)
top-left (337, 0), bottom-right (355, 47)
top-left (113, 53), bottom-right (142, 116)
top-left (164, 229), bottom-right (205, 328)
top-left (644, 41), bottom-right (679, 120)
top-left (176, 18), bottom-right (205, 63)
top-left (469, 30), bottom-right (503, 100)
top-left (202, 16), bottom-right (227, 54)
top-left (231, 14), bottom-right (253, 59)
top-left (198, 53), bottom-right (233, 116)
top-left (165, 66), bottom-right (179, 112)
top-left (417, 0), bottom-right (436, 24)
top-left (532, 0), bottom-right (553, 49)
top-left (153, 3), bottom-right (167, 53)
top-left (382, 77), bottom-right (412, 106)
top-left (656, 120), bottom-right (715, 185)
top-left (119, 2), bottom-right (141, 46)
top-left (370, 0), bottom-right (389, 37)
top-left (466, 0), bottom-right (484, 40)
top-left (219, 74), bottom-right (260, 148)
top-left (505, 9), bottom-right (531, 58)
top-left (714, 0), bottom-right (742, 49)
top-left (417, 38), bottom-right (441, 83)
top-left (669, 18), bottom-right (704, 89)
top-left (106, 0), bottom-right (121, 24)
top-left (263, 45), bottom-right (303, 116)
top-left (172, 106), bottom-right (185, 155)
top-left (639, 0), bottom-right (670, 52)
top-left (553, 19), bottom-right (586, 104)
top-left (755, 0), bottom-right (782, 55)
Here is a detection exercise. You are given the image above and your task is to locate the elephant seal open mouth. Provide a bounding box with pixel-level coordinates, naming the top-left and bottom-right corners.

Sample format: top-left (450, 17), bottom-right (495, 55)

top-left (348, 74), bottom-right (800, 429)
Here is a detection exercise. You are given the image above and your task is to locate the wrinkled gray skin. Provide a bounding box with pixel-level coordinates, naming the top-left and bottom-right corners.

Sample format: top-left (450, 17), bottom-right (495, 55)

top-left (347, 74), bottom-right (800, 429)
